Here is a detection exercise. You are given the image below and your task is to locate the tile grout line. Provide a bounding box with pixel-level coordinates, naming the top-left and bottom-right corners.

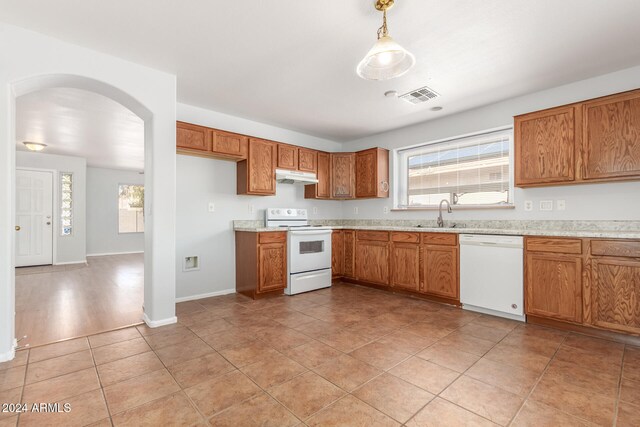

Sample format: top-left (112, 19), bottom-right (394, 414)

top-left (87, 339), bottom-right (115, 426)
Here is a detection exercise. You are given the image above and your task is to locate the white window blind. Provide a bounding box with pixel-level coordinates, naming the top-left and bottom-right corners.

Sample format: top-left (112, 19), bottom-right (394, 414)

top-left (395, 128), bottom-right (513, 208)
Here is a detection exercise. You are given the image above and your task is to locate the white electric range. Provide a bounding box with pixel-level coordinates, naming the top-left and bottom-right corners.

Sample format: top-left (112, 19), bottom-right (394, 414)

top-left (265, 208), bottom-right (332, 295)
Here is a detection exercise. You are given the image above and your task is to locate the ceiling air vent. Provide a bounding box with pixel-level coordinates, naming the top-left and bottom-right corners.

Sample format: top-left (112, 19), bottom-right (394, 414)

top-left (399, 86), bottom-right (440, 105)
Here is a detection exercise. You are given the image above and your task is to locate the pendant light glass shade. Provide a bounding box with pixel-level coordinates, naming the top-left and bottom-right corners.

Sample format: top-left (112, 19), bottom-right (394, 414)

top-left (357, 35), bottom-right (415, 80)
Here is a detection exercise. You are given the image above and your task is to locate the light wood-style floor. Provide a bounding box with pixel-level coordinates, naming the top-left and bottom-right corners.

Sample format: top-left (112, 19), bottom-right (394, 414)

top-left (15, 254), bottom-right (144, 348)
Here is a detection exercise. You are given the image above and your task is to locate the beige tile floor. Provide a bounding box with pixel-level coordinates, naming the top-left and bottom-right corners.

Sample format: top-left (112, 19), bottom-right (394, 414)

top-left (1, 283), bottom-right (638, 426)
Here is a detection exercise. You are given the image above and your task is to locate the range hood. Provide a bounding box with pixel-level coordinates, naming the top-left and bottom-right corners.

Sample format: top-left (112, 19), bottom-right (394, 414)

top-left (275, 169), bottom-right (319, 184)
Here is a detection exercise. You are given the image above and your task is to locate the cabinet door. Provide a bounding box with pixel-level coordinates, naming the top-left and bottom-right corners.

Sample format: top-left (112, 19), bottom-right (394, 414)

top-left (390, 243), bottom-right (420, 292)
top-left (589, 258), bottom-right (640, 335)
top-left (331, 153), bottom-right (355, 199)
top-left (583, 91), bottom-right (640, 180)
top-left (514, 106), bottom-right (576, 186)
top-left (277, 144), bottom-right (298, 170)
top-left (304, 151), bottom-right (330, 199)
top-left (331, 230), bottom-right (344, 278)
top-left (356, 148), bottom-right (389, 198)
top-left (211, 130), bottom-right (247, 159)
top-left (343, 230), bottom-right (356, 278)
top-left (176, 122), bottom-right (210, 151)
top-left (298, 148), bottom-right (317, 173)
top-left (247, 139), bottom-right (277, 194)
top-left (355, 241), bottom-right (390, 285)
top-left (422, 245), bottom-right (458, 299)
top-left (525, 253), bottom-right (582, 322)
top-left (258, 243), bottom-right (287, 293)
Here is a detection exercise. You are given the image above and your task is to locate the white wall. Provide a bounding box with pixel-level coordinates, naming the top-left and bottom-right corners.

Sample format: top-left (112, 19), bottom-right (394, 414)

top-left (87, 167), bottom-right (145, 256)
top-left (342, 65), bottom-right (640, 222)
top-left (176, 104), bottom-right (343, 300)
top-left (16, 151), bottom-right (87, 264)
top-left (0, 23), bottom-right (177, 361)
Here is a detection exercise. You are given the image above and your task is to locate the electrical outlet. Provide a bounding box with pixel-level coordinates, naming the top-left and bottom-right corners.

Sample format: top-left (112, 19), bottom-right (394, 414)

top-left (353, 206), bottom-right (359, 215)
top-left (557, 200), bottom-right (566, 211)
top-left (383, 206), bottom-right (389, 214)
top-left (539, 200), bottom-right (553, 211)
top-left (208, 202), bottom-right (215, 213)
top-left (524, 200), bottom-right (533, 211)
top-left (312, 207), bottom-right (318, 215)
top-left (248, 204), bottom-right (255, 214)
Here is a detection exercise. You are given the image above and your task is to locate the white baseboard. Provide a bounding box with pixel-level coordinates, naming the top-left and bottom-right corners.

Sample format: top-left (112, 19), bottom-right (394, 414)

top-left (87, 251), bottom-right (144, 257)
top-left (54, 260), bottom-right (87, 266)
top-left (142, 313), bottom-right (178, 328)
top-left (176, 288), bottom-right (235, 303)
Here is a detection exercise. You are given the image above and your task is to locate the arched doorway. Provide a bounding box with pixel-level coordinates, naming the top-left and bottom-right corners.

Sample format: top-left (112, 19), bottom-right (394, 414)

top-left (1, 73), bottom-right (177, 361)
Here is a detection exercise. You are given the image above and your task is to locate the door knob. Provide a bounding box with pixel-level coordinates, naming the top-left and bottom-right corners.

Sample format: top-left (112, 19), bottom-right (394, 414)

top-left (46, 222), bottom-right (51, 225)
top-left (15, 226), bottom-right (20, 231)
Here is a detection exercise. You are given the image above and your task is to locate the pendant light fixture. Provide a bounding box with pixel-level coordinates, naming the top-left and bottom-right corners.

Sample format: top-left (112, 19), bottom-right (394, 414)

top-left (357, 0), bottom-right (415, 81)
top-left (23, 141), bottom-right (47, 152)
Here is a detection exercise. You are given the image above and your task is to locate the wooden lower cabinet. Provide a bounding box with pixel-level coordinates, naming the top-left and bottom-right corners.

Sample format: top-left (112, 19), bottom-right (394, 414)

top-left (390, 242), bottom-right (420, 292)
top-left (355, 239), bottom-right (390, 285)
top-left (235, 231), bottom-right (287, 298)
top-left (422, 245), bottom-right (459, 300)
top-left (588, 257), bottom-right (640, 335)
top-left (342, 230), bottom-right (356, 278)
top-left (331, 230), bottom-right (344, 279)
top-left (525, 252), bottom-right (583, 323)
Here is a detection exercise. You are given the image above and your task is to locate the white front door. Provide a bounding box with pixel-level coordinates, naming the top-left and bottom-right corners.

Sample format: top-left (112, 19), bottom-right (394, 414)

top-left (15, 169), bottom-right (54, 267)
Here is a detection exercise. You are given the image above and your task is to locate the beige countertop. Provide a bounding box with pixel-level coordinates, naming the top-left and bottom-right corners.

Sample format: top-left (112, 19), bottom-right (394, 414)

top-left (233, 225), bottom-right (640, 240)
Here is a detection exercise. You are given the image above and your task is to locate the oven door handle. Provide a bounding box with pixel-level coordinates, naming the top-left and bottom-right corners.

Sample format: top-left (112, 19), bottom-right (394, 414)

top-left (289, 230), bottom-right (332, 236)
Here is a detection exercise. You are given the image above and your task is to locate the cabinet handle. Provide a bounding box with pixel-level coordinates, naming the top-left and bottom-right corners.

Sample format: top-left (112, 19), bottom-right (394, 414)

top-left (380, 181), bottom-right (389, 192)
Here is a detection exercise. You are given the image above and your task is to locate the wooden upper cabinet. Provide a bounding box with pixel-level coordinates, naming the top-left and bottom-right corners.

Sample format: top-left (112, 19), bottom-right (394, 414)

top-left (422, 245), bottom-right (459, 300)
top-left (525, 252), bottom-right (583, 323)
top-left (211, 129), bottom-right (248, 160)
top-left (177, 122), bottom-right (210, 152)
top-left (355, 148), bottom-right (389, 198)
top-left (588, 257), bottom-right (640, 335)
top-left (582, 90), bottom-right (640, 180)
top-left (514, 105), bottom-right (576, 187)
top-left (277, 144), bottom-right (298, 170)
top-left (304, 151), bottom-right (330, 199)
top-left (237, 139), bottom-right (277, 195)
top-left (331, 153), bottom-right (356, 199)
top-left (298, 148), bottom-right (317, 173)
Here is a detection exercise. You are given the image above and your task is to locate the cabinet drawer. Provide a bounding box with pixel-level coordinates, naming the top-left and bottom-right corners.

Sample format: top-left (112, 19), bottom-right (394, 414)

top-left (525, 237), bottom-right (582, 254)
top-left (591, 240), bottom-right (640, 258)
top-left (357, 231), bottom-right (389, 242)
top-left (391, 232), bottom-right (420, 243)
top-left (259, 232), bottom-right (286, 244)
top-left (422, 233), bottom-right (457, 246)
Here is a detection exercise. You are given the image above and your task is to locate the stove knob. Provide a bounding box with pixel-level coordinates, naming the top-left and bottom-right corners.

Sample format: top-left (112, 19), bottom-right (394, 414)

top-left (287, 209), bottom-right (292, 215)
top-left (274, 209), bottom-right (280, 215)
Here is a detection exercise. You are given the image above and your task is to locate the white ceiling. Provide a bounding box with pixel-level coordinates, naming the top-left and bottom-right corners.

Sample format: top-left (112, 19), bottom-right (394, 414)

top-left (3, 1), bottom-right (640, 142)
top-left (16, 88), bottom-right (144, 171)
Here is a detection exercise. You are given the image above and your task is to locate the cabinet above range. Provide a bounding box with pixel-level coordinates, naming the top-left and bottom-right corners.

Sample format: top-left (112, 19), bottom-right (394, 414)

top-left (176, 121), bottom-right (389, 199)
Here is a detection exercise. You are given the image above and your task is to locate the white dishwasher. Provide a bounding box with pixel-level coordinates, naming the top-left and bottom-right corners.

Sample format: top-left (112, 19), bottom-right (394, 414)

top-left (460, 234), bottom-right (525, 321)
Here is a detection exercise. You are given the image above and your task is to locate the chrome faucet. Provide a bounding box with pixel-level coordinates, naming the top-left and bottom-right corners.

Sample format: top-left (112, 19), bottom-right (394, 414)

top-left (437, 199), bottom-right (452, 228)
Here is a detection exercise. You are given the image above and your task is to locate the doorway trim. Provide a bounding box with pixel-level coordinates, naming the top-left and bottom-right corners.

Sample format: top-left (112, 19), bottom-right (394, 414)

top-left (16, 167), bottom-right (58, 266)
top-left (1, 69), bottom-right (177, 362)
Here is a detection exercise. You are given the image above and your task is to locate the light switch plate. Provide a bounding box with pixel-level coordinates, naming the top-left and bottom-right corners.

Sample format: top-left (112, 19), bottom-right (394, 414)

top-left (353, 206), bottom-right (359, 215)
top-left (383, 206), bottom-right (389, 214)
top-left (312, 207), bottom-right (318, 214)
top-left (524, 200), bottom-right (533, 211)
top-left (539, 200), bottom-right (553, 211)
top-left (557, 200), bottom-right (566, 211)
top-left (208, 202), bottom-right (215, 213)
top-left (248, 204), bottom-right (255, 214)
